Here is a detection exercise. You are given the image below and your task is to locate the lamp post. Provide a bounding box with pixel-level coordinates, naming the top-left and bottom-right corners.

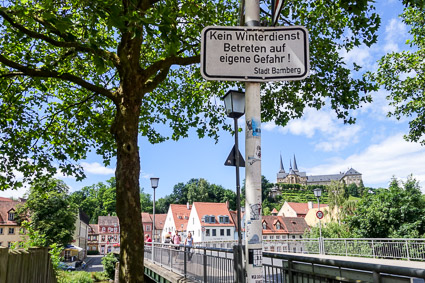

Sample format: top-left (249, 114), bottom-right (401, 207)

top-left (223, 90), bottom-right (245, 283)
top-left (313, 188), bottom-right (322, 254)
top-left (150, 177), bottom-right (159, 261)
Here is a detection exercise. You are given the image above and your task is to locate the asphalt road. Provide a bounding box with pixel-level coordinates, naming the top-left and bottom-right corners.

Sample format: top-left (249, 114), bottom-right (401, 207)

top-left (82, 255), bottom-right (104, 272)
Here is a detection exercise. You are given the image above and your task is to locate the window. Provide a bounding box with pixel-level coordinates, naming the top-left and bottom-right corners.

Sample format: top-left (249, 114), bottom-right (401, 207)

top-left (276, 222), bottom-right (281, 230)
top-left (220, 229), bottom-right (224, 236)
top-left (8, 212), bottom-right (15, 221)
top-left (300, 235), bottom-right (303, 239)
top-left (210, 215), bottom-right (215, 223)
top-left (212, 229), bottom-right (216, 236)
top-left (227, 229), bottom-right (231, 236)
top-left (276, 235), bottom-right (280, 240)
top-left (263, 235), bottom-right (267, 240)
top-left (114, 227), bottom-right (117, 232)
top-left (146, 225), bottom-right (151, 231)
top-left (0, 228), bottom-right (3, 234)
top-left (8, 228), bottom-right (14, 235)
top-left (20, 228), bottom-right (25, 234)
top-left (269, 236), bottom-right (274, 240)
top-left (0, 242), bottom-right (2, 247)
top-left (262, 222), bottom-right (267, 230)
top-left (102, 227), bottom-right (106, 232)
top-left (101, 235), bottom-right (106, 242)
top-left (206, 229), bottom-right (210, 236)
top-left (114, 235), bottom-right (118, 241)
top-left (292, 235), bottom-right (295, 239)
top-left (8, 242), bottom-right (13, 248)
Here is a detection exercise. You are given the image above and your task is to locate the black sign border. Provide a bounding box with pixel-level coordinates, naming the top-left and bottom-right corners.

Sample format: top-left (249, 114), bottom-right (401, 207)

top-left (201, 26), bottom-right (310, 82)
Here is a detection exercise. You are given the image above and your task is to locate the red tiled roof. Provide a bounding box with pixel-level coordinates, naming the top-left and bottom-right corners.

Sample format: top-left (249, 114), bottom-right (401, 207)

top-left (271, 208), bottom-right (278, 214)
top-left (0, 197), bottom-right (13, 202)
top-left (281, 217), bottom-right (310, 233)
top-left (141, 212), bottom-right (152, 223)
top-left (287, 202), bottom-right (328, 215)
top-left (170, 204), bottom-right (192, 231)
top-left (262, 216), bottom-right (309, 235)
top-left (0, 201), bottom-right (23, 226)
top-left (262, 216), bottom-right (287, 235)
top-left (152, 214), bottom-right (167, 230)
top-left (98, 216), bottom-right (119, 225)
top-left (194, 202), bottom-right (234, 227)
top-left (89, 224), bottom-right (99, 234)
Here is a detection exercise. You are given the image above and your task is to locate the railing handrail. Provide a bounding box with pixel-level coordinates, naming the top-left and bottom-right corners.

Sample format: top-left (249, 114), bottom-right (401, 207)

top-left (263, 252), bottom-right (425, 278)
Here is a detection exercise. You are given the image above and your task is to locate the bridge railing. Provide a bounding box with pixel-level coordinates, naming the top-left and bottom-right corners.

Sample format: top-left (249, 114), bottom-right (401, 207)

top-left (144, 243), bottom-right (425, 283)
top-left (196, 238), bottom-right (425, 261)
top-left (144, 242), bottom-right (234, 282)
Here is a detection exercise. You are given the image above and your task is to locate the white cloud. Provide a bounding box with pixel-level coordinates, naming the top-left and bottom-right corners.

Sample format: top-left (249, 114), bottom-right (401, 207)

top-left (264, 108), bottom-right (362, 152)
top-left (307, 133), bottom-right (425, 190)
top-left (341, 46), bottom-right (372, 67)
top-left (81, 162), bottom-right (115, 175)
top-left (0, 186), bottom-right (29, 199)
top-left (385, 18), bottom-right (406, 41)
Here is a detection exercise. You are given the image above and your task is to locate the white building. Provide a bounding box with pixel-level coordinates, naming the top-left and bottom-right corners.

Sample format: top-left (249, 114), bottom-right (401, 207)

top-left (186, 202), bottom-right (235, 243)
top-left (161, 203), bottom-right (191, 242)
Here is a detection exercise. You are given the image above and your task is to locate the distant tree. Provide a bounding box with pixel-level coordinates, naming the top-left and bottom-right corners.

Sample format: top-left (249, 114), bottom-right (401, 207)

top-left (327, 181), bottom-right (347, 224)
top-left (69, 177), bottom-right (117, 223)
top-left (140, 188), bottom-right (152, 213)
top-left (348, 176), bottom-right (425, 238)
top-left (187, 178), bottom-right (209, 203)
top-left (16, 179), bottom-right (76, 247)
top-left (347, 183), bottom-right (360, 197)
top-left (304, 222), bottom-right (352, 238)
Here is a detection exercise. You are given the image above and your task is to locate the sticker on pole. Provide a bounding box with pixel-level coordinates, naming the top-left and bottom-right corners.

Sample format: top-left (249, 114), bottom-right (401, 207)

top-left (316, 210), bottom-right (324, 219)
top-left (200, 26), bottom-right (309, 82)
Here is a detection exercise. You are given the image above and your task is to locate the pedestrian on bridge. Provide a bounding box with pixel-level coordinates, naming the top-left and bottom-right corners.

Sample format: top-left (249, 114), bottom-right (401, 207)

top-left (185, 232), bottom-right (194, 261)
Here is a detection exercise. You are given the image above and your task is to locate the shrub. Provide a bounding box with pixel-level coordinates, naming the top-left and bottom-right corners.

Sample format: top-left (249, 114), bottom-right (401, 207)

top-left (101, 252), bottom-right (119, 279)
top-left (57, 271), bottom-right (93, 283)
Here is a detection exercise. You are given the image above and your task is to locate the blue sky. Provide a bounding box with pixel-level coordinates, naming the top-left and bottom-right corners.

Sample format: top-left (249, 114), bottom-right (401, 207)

top-left (2, 0), bottom-right (425, 200)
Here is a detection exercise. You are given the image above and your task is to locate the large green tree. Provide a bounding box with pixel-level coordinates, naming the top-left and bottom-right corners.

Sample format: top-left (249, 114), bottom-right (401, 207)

top-left (69, 177), bottom-right (117, 222)
top-left (371, 3), bottom-right (425, 144)
top-left (0, 0), bottom-right (380, 281)
top-left (16, 179), bottom-right (77, 247)
top-left (348, 176), bottom-right (425, 238)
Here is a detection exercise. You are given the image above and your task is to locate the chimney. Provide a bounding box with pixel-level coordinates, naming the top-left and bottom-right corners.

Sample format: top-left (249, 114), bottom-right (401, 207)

top-left (225, 200), bottom-right (229, 209)
top-left (187, 202), bottom-right (190, 210)
top-left (308, 201), bottom-right (313, 209)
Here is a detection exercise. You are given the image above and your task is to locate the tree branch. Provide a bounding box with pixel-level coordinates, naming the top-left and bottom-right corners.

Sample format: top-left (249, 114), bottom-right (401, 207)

top-left (143, 55), bottom-right (200, 82)
top-left (0, 8), bottom-right (121, 67)
top-left (0, 53), bottom-right (116, 102)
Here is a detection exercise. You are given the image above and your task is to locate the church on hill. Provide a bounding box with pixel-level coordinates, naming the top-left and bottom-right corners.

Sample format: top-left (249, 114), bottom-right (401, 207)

top-left (276, 154), bottom-right (362, 186)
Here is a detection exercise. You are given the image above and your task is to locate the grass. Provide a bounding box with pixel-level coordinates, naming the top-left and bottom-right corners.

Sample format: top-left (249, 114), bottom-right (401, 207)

top-left (57, 271), bottom-right (110, 283)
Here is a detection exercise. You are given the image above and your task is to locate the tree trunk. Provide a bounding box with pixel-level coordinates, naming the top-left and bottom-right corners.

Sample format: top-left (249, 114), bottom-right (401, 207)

top-left (114, 92), bottom-right (144, 282)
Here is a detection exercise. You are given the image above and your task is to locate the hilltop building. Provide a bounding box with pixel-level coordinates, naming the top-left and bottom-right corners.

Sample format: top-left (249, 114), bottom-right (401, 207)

top-left (276, 154), bottom-right (362, 186)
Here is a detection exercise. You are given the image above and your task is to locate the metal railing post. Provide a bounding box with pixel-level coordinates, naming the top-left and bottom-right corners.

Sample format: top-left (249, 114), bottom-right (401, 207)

top-left (405, 240), bottom-right (410, 261)
top-left (372, 240), bottom-right (375, 258)
top-left (345, 239), bottom-right (348, 256)
top-left (203, 248), bottom-right (207, 283)
top-left (184, 246), bottom-right (187, 278)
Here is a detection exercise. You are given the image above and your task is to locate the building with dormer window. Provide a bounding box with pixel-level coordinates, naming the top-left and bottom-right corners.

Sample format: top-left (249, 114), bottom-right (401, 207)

top-left (186, 202), bottom-right (235, 243)
top-left (0, 198), bottom-right (26, 248)
top-left (161, 203), bottom-right (192, 242)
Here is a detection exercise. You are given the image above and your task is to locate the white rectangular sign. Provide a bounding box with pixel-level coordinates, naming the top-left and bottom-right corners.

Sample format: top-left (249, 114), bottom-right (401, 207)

top-left (201, 26), bottom-right (309, 82)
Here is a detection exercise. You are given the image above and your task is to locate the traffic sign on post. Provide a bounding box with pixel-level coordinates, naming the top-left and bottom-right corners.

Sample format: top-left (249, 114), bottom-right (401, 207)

top-left (201, 26), bottom-right (309, 82)
top-left (316, 210), bottom-right (324, 219)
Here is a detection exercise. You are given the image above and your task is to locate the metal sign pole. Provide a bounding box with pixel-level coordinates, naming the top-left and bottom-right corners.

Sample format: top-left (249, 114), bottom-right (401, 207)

top-left (244, 1), bottom-right (263, 282)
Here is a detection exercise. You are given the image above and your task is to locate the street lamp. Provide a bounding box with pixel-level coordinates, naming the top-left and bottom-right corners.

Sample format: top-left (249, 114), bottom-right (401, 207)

top-left (223, 90), bottom-right (245, 283)
top-left (150, 177), bottom-right (159, 261)
top-left (313, 188), bottom-right (322, 254)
